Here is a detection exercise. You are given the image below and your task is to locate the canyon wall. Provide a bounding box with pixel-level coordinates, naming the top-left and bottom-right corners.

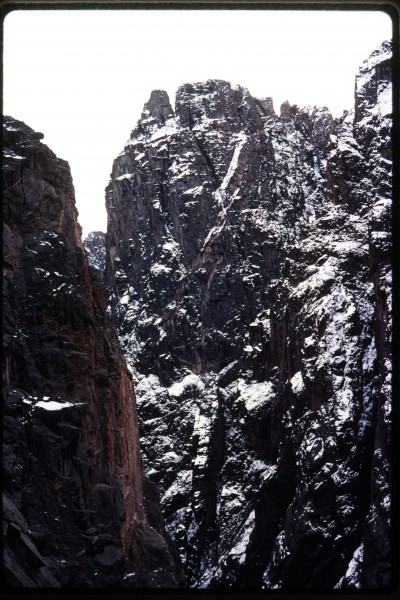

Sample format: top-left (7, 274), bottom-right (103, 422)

top-left (2, 117), bottom-right (184, 588)
top-left (101, 41), bottom-right (392, 589)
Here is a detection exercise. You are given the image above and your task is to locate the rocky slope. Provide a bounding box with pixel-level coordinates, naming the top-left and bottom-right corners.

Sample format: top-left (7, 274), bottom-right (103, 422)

top-left (100, 40), bottom-right (392, 589)
top-left (2, 117), bottom-right (184, 588)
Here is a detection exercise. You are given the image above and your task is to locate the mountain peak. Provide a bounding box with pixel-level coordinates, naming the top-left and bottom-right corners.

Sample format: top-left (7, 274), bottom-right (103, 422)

top-left (141, 89), bottom-right (174, 121)
top-left (104, 41), bottom-right (392, 589)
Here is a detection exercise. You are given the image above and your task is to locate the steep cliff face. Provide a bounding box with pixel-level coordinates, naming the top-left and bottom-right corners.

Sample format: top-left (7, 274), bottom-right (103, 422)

top-left (83, 231), bottom-right (106, 279)
top-left (2, 117), bottom-right (184, 588)
top-left (102, 40), bottom-right (392, 589)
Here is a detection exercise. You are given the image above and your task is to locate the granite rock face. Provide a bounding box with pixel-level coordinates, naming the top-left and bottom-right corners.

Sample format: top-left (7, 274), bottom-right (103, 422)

top-left (102, 41), bottom-right (392, 590)
top-left (2, 117), bottom-right (184, 588)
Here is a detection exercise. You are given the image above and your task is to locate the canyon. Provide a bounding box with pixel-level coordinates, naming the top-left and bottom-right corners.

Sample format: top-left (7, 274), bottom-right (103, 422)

top-left (3, 40), bottom-right (392, 590)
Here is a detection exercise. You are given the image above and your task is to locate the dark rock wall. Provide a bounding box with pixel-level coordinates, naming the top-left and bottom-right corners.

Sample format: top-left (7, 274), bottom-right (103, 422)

top-left (103, 41), bottom-right (392, 589)
top-left (2, 117), bottom-right (184, 588)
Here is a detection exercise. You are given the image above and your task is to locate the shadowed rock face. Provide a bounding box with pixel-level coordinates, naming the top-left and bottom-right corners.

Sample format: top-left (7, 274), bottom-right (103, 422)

top-left (100, 41), bottom-right (392, 589)
top-left (2, 117), bottom-right (184, 589)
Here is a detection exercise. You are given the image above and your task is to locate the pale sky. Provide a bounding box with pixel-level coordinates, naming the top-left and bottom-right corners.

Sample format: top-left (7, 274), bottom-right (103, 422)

top-left (3, 9), bottom-right (392, 237)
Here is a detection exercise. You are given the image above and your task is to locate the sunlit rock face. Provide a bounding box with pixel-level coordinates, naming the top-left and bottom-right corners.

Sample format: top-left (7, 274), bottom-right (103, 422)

top-left (99, 40), bottom-right (392, 590)
top-left (2, 117), bottom-right (184, 589)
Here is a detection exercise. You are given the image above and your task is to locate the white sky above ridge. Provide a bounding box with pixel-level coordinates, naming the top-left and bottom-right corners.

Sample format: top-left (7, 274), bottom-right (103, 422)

top-left (3, 9), bottom-right (392, 236)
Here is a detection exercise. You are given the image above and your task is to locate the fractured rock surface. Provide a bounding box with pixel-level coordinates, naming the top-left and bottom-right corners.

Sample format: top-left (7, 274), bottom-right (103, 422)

top-left (100, 41), bottom-right (392, 589)
top-left (2, 117), bottom-right (184, 588)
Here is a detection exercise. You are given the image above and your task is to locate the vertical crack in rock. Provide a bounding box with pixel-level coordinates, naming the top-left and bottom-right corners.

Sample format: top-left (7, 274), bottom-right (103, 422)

top-left (201, 132), bottom-right (251, 252)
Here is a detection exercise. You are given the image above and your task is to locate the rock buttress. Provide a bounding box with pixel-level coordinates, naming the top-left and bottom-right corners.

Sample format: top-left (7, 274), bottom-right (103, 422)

top-left (2, 116), bottom-right (184, 588)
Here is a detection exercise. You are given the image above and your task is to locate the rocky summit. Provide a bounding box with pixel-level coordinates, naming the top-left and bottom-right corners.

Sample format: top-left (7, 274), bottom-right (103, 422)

top-left (93, 40), bottom-right (392, 589)
top-left (3, 39), bottom-right (392, 591)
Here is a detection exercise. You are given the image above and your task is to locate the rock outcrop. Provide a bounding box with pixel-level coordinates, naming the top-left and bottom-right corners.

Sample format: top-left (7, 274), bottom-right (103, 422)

top-left (2, 117), bottom-right (184, 588)
top-left (102, 41), bottom-right (392, 589)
